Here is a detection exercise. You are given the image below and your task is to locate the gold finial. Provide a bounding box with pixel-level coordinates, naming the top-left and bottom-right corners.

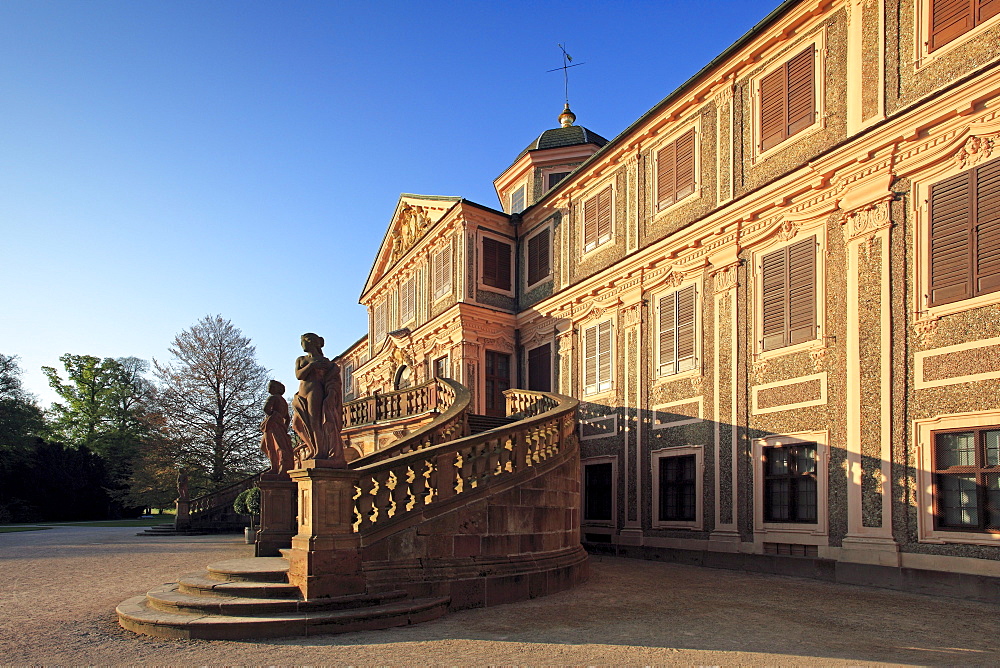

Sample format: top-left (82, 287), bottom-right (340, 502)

top-left (559, 103), bottom-right (576, 128)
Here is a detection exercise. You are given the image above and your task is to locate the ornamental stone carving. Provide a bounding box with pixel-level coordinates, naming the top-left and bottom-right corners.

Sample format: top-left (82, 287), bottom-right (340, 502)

top-left (956, 133), bottom-right (998, 170)
top-left (913, 318), bottom-right (939, 347)
top-left (620, 302), bottom-right (642, 328)
top-left (390, 203), bottom-right (433, 264)
top-left (777, 218), bottom-right (799, 242)
top-left (843, 200), bottom-right (892, 242)
top-left (712, 264), bottom-right (738, 293)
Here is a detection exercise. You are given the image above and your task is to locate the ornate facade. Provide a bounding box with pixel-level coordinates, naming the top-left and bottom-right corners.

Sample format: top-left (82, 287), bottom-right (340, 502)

top-left (341, 0), bottom-right (1000, 595)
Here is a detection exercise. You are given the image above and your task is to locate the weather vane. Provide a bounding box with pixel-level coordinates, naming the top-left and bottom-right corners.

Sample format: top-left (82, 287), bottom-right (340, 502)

top-left (547, 44), bottom-right (585, 106)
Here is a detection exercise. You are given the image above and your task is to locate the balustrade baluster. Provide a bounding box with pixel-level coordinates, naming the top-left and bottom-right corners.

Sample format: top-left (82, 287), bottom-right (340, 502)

top-left (356, 476), bottom-right (377, 531)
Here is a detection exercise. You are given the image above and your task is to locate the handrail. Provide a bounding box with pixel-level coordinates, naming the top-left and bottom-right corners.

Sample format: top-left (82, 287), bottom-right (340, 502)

top-left (344, 378), bottom-right (440, 429)
top-left (349, 377), bottom-right (471, 467)
top-left (351, 388), bottom-right (578, 535)
top-left (188, 473), bottom-right (261, 519)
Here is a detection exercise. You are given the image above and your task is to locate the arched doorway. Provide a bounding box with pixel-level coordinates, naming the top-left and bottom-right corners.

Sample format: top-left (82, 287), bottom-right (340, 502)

top-left (393, 364), bottom-right (411, 390)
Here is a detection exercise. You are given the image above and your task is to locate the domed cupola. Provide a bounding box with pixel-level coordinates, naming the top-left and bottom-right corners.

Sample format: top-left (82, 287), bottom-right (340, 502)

top-left (494, 105), bottom-right (609, 215)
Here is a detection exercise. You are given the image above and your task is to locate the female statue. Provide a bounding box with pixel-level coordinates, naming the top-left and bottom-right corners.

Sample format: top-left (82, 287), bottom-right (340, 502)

top-left (291, 333), bottom-right (347, 467)
top-left (260, 380), bottom-right (295, 474)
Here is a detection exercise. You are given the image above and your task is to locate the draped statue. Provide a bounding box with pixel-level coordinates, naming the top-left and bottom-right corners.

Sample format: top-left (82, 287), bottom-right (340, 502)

top-left (291, 333), bottom-right (347, 467)
top-left (260, 380), bottom-right (295, 474)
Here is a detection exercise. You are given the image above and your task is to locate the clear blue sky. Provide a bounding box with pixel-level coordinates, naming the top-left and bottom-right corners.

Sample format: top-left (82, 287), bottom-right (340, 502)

top-left (2, 0), bottom-right (778, 405)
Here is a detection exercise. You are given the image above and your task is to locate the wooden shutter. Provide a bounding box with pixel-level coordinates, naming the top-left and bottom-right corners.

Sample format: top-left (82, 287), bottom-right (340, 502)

top-left (930, 0), bottom-right (974, 51)
top-left (527, 343), bottom-right (552, 392)
top-left (787, 237), bottom-right (816, 345)
top-left (761, 248), bottom-right (787, 350)
top-left (980, 0), bottom-right (1000, 23)
top-left (527, 228), bottom-right (550, 286)
top-left (675, 129), bottom-right (696, 201)
top-left (677, 285), bottom-right (697, 370)
top-left (400, 277), bottom-right (414, 323)
top-left (597, 320), bottom-right (612, 390)
top-left (583, 196), bottom-right (598, 249)
top-left (977, 157), bottom-right (1000, 294)
top-left (760, 67), bottom-right (787, 152)
top-left (597, 186), bottom-right (613, 244)
top-left (658, 292), bottom-right (676, 375)
top-left (929, 170), bottom-right (973, 305)
top-left (786, 47), bottom-right (815, 137)
top-left (373, 301), bottom-right (387, 346)
top-left (434, 240), bottom-right (452, 298)
top-left (482, 237), bottom-right (511, 290)
top-left (656, 142), bottom-right (676, 210)
top-left (584, 324), bottom-right (598, 390)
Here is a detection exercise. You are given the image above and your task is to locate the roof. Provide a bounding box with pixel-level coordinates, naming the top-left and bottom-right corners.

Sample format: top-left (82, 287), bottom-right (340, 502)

top-left (516, 125), bottom-right (609, 161)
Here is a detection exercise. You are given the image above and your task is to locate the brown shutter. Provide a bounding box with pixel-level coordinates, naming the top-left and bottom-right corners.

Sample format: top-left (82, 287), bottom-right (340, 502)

top-left (930, 170), bottom-right (973, 305)
top-left (527, 343), bottom-right (551, 392)
top-left (584, 196), bottom-right (598, 248)
top-left (980, 0), bottom-right (1000, 22)
top-left (527, 227), bottom-right (550, 286)
top-left (598, 320), bottom-right (612, 387)
top-left (497, 240), bottom-right (511, 290)
top-left (975, 157), bottom-right (1000, 294)
top-left (786, 46), bottom-right (815, 137)
top-left (442, 241), bottom-right (452, 294)
top-left (787, 237), bottom-right (816, 345)
top-left (674, 129), bottom-right (697, 201)
top-left (760, 66), bottom-right (786, 152)
top-left (930, 0), bottom-right (974, 51)
top-left (657, 142), bottom-right (676, 210)
top-left (597, 186), bottom-right (613, 243)
top-left (482, 237), bottom-right (511, 290)
top-left (584, 325), bottom-right (597, 388)
top-left (676, 285), bottom-right (697, 369)
top-left (761, 247), bottom-right (788, 350)
top-left (658, 293), bottom-right (676, 374)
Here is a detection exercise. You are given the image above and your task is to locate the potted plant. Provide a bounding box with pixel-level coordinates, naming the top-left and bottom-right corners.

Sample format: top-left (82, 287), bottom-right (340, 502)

top-left (233, 487), bottom-right (261, 544)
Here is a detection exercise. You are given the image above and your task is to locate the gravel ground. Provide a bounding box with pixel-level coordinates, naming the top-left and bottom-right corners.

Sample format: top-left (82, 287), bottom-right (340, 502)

top-left (1, 525), bottom-right (999, 666)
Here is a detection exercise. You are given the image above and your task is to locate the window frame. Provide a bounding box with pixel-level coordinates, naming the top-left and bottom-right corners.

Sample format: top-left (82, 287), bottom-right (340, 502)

top-left (581, 455), bottom-right (617, 529)
top-left (581, 318), bottom-right (614, 396)
top-left (580, 183), bottom-right (615, 255)
top-left (524, 222), bottom-right (553, 291)
top-left (432, 355), bottom-right (449, 379)
top-left (526, 341), bottom-right (553, 392)
top-left (931, 424), bottom-right (1000, 533)
top-left (652, 121), bottom-right (701, 215)
top-left (749, 31), bottom-right (826, 164)
top-left (752, 431), bottom-right (829, 544)
top-left (478, 230), bottom-right (515, 296)
top-left (654, 280), bottom-right (700, 379)
top-left (509, 184), bottom-right (526, 214)
top-left (399, 275), bottom-right (416, 326)
top-left (915, 0), bottom-right (1000, 68)
top-left (916, 410), bottom-right (1000, 545)
top-left (431, 239), bottom-right (453, 302)
top-left (651, 445), bottom-right (704, 530)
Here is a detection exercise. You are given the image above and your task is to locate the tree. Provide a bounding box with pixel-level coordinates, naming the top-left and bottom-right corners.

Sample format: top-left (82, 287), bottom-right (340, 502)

top-left (0, 354), bottom-right (44, 454)
top-left (153, 315), bottom-right (269, 493)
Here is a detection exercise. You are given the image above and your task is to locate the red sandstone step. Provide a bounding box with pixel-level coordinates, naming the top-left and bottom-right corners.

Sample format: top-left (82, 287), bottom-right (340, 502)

top-left (117, 593), bottom-right (451, 640)
top-left (206, 557), bottom-right (288, 583)
top-left (149, 583), bottom-right (410, 615)
top-left (177, 573), bottom-right (301, 599)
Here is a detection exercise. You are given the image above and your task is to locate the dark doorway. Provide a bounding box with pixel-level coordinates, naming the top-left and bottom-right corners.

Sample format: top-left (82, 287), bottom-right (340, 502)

top-left (527, 343), bottom-right (552, 392)
top-left (484, 350), bottom-right (510, 417)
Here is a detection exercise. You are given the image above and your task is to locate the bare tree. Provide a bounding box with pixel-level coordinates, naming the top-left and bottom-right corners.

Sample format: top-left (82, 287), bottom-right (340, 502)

top-left (153, 315), bottom-right (269, 492)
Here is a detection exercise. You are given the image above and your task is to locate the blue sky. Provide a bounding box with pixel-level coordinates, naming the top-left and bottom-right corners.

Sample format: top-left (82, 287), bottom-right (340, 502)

top-left (1, 0), bottom-right (778, 404)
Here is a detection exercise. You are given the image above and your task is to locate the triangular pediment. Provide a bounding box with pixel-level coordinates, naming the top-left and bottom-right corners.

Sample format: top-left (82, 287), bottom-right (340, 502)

top-left (361, 194), bottom-right (461, 299)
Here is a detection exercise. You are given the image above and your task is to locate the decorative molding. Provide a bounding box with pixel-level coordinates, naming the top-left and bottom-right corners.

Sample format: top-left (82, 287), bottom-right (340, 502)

top-left (843, 200), bottom-right (893, 242)
top-left (913, 317), bottom-right (939, 347)
top-left (389, 203), bottom-right (433, 264)
top-left (777, 218), bottom-right (799, 242)
top-left (620, 302), bottom-right (642, 329)
top-left (712, 264), bottom-right (738, 293)
top-left (956, 132), bottom-right (999, 170)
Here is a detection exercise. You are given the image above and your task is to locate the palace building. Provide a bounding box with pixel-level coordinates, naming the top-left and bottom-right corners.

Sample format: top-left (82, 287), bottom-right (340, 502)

top-left (338, 0), bottom-right (1000, 596)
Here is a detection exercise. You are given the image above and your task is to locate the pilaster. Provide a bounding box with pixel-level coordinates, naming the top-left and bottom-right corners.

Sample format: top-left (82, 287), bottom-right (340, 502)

top-left (255, 473), bottom-right (298, 557)
top-left (620, 297), bottom-right (644, 542)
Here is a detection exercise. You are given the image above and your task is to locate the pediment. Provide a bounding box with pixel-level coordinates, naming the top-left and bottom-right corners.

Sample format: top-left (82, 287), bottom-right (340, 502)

top-left (361, 194), bottom-right (461, 299)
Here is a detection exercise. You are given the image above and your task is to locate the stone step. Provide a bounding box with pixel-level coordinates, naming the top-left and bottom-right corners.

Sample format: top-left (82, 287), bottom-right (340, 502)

top-left (177, 573), bottom-right (301, 599)
top-left (147, 583), bottom-right (409, 615)
top-left (117, 593), bottom-right (451, 640)
top-left (206, 557), bottom-right (288, 583)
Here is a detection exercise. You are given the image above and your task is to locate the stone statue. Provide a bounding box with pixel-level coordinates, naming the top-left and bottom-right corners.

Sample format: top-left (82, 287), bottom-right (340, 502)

top-left (176, 470), bottom-right (189, 502)
top-left (260, 380), bottom-right (296, 474)
top-left (291, 333), bottom-right (347, 467)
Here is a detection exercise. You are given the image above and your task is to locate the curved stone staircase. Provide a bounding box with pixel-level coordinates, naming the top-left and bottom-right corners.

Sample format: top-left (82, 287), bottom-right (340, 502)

top-left (119, 383), bottom-right (583, 640)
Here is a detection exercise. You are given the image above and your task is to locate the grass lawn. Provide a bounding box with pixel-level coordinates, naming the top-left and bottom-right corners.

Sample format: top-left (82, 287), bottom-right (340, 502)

top-left (42, 516), bottom-right (177, 528)
top-left (0, 526), bottom-right (53, 533)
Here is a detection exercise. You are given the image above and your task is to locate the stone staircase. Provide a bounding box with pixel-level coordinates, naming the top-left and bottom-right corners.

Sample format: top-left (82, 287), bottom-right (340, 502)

top-left (117, 557), bottom-right (450, 640)
top-left (466, 413), bottom-right (517, 434)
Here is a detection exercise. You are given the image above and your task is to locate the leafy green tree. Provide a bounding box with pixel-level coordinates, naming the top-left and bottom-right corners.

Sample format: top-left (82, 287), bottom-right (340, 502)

top-left (154, 315), bottom-right (269, 493)
top-left (0, 354), bottom-right (44, 454)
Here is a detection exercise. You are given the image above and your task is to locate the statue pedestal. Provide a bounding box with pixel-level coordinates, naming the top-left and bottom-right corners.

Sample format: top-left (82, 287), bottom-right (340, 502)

top-left (174, 499), bottom-right (190, 530)
top-left (255, 473), bottom-right (297, 557)
top-left (286, 461), bottom-right (365, 600)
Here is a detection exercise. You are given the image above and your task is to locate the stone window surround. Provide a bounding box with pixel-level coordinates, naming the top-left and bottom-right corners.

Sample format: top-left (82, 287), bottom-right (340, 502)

top-left (477, 228), bottom-right (515, 298)
top-left (431, 238), bottom-right (453, 303)
top-left (578, 180), bottom-right (616, 257)
top-left (580, 455), bottom-right (618, 531)
top-left (650, 115), bottom-right (703, 218)
top-left (651, 444), bottom-right (704, 530)
top-left (914, 0), bottom-right (1000, 70)
top-left (915, 409), bottom-right (1000, 546)
top-left (523, 220), bottom-right (554, 292)
top-left (752, 430), bottom-right (830, 546)
top-left (652, 276), bottom-right (703, 382)
top-left (748, 28), bottom-right (828, 165)
top-left (580, 316), bottom-right (616, 398)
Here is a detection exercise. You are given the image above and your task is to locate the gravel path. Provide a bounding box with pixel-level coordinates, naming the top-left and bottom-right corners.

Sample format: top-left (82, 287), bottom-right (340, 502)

top-left (1, 525), bottom-right (998, 665)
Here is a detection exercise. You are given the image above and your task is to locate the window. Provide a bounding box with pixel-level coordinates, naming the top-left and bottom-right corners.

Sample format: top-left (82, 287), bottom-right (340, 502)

top-left (656, 128), bottom-right (696, 210)
top-left (760, 236), bottom-right (816, 351)
top-left (928, 157), bottom-right (1000, 306)
top-left (399, 276), bottom-right (415, 325)
top-left (510, 186), bottom-right (526, 214)
top-left (482, 236), bottom-right (512, 291)
top-left (527, 343), bottom-right (551, 392)
top-left (583, 320), bottom-right (613, 394)
top-left (372, 300), bottom-right (387, 348)
top-left (526, 227), bottom-right (551, 287)
top-left (433, 355), bottom-right (449, 379)
top-left (432, 241), bottom-right (452, 300)
top-left (342, 361), bottom-right (355, 401)
top-left (759, 45), bottom-right (815, 153)
top-left (657, 284), bottom-right (697, 376)
top-left (929, 0), bottom-right (1000, 52)
top-left (932, 426), bottom-right (1000, 532)
top-left (659, 454), bottom-right (696, 522)
top-left (583, 461), bottom-right (614, 523)
top-left (582, 185), bottom-right (613, 252)
top-left (548, 171), bottom-right (570, 189)
top-left (763, 442), bottom-right (818, 524)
